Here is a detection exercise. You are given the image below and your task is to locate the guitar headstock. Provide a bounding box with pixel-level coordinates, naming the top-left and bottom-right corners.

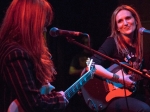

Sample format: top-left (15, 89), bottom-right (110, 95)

top-left (86, 58), bottom-right (95, 71)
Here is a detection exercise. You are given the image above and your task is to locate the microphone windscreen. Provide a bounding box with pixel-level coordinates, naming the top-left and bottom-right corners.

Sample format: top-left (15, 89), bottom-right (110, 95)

top-left (49, 27), bottom-right (59, 37)
top-left (139, 27), bottom-right (145, 34)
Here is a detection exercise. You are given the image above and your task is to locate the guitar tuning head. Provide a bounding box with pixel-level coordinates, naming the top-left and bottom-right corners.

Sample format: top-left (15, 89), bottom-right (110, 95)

top-left (92, 62), bottom-right (95, 65)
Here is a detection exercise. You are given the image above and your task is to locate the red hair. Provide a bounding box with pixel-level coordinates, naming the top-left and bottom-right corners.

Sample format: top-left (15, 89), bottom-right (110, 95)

top-left (0, 0), bottom-right (56, 84)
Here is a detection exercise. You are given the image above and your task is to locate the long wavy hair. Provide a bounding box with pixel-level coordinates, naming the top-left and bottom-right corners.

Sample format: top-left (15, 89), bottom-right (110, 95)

top-left (110, 5), bottom-right (143, 63)
top-left (0, 0), bottom-right (56, 84)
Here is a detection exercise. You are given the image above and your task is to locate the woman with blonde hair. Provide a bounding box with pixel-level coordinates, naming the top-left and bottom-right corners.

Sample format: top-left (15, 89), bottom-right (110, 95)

top-left (88, 5), bottom-right (150, 112)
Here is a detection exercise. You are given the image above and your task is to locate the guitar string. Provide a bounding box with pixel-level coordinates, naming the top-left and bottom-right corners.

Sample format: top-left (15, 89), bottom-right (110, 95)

top-left (66, 67), bottom-right (95, 99)
top-left (66, 72), bottom-right (90, 97)
top-left (65, 71), bottom-right (91, 99)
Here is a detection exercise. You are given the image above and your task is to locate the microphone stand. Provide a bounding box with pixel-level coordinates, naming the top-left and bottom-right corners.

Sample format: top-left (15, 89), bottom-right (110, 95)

top-left (66, 37), bottom-right (150, 79)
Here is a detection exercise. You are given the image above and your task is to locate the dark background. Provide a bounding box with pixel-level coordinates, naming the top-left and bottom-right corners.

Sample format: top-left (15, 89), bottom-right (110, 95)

top-left (1, 0), bottom-right (150, 112)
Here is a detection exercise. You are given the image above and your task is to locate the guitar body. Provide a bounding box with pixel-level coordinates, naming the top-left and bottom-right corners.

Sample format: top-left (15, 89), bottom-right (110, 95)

top-left (81, 75), bottom-right (108, 111)
top-left (81, 62), bottom-right (133, 111)
top-left (7, 99), bottom-right (25, 112)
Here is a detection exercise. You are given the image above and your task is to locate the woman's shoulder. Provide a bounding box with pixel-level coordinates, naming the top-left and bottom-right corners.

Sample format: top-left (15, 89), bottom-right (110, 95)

top-left (101, 36), bottom-right (116, 46)
top-left (0, 41), bottom-right (29, 61)
top-left (106, 36), bottom-right (115, 41)
top-left (0, 41), bottom-right (25, 52)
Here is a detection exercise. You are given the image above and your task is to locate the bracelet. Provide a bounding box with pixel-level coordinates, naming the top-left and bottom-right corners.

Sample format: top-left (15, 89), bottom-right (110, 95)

top-left (111, 73), bottom-right (119, 83)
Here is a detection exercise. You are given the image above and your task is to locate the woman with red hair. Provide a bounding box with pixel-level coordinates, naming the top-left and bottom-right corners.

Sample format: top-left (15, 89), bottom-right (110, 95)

top-left (0, 0), bottom-right (68, 111)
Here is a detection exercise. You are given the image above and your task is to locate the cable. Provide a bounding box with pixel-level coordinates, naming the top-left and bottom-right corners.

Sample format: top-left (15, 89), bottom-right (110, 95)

top-left (114, 59), bottom-right (130, 112)
top-left (120, 68), bottom-right (130, 112)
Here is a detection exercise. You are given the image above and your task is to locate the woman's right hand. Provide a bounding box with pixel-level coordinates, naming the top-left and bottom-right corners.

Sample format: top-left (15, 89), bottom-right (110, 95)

top-left (118, 75), bottom-right (136, 88)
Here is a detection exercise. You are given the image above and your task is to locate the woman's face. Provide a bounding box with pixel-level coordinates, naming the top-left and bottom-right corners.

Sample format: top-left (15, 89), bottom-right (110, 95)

top-left (116, 10), bottom-right (137, 37)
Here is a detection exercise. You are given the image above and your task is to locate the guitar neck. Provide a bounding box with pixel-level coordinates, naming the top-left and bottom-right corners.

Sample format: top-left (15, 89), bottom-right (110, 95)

top-left (65, 70), bottom-right (94, 100)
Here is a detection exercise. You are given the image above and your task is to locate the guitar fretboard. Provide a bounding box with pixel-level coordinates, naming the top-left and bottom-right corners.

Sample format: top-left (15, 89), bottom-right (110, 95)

top-left (65, 68), bottom-right (95, 100)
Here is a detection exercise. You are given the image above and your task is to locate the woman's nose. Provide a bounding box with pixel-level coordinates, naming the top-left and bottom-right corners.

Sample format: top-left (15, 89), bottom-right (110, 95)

top-left (123, 20), bottom-right (128, 26)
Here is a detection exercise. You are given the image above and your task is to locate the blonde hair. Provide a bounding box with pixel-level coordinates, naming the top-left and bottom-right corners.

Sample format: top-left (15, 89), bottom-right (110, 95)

top-left (110, 5), bottom-right (143, 62)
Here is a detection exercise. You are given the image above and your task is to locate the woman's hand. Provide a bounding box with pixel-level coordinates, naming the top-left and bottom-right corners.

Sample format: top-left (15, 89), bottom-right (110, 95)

top-left (118, 75), bottom-right (136, 88)
top-left (58, 91), bottom-right (69, 106)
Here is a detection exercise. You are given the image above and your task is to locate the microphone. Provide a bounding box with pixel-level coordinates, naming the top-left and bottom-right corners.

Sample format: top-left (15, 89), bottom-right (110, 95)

top-left (49, 27), bottom-right (89, 37)
top-left (139, 27), bottom-right (150, 35)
